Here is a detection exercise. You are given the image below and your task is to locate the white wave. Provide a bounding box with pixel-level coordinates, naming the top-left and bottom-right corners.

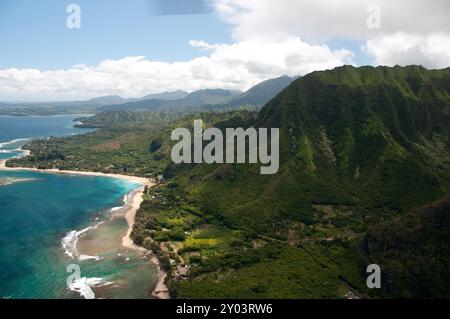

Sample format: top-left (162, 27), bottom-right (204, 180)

top-left (68, 277), bottom-right (113, 299)
top-left (61, 227), bottom-right (92, 259)
top-left (110, 206), bottom-right (124, 212)
top-left (0, 148), bottom-right (24, 154)
top-left (0, 177), bottom-right (36, 186)
top-left (0, 148), bottom-right (28, 158)
top-left (0, 138), bottom-right (30, 148)
top-left (0, 149), bottom-right (29, 160)
top-left (108, 194), bottom-right (129, 214)
top-left (78, 254), bottom-right (103, 261)
top-left (61, 222), bottom-right (103, 260)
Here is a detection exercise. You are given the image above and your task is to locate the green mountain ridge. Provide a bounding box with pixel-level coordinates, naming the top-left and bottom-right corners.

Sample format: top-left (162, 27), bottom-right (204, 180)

top-left (141, 90), bottom-right (189, 101)
top-left (148, 65), bottom-right (450, 237)
top-left (76, 76), bottom-right (295, 129)
top-left (156, 65), bottom-right (450, 297)
top-left (221, 75), bottom-right (295, 109)
top-left (98, 77), bottom-right (294, 113)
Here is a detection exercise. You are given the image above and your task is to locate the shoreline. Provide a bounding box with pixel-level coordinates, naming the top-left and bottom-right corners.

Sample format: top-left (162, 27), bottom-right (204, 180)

top-left (0, 158), bottom-right (170, 299)
top-left (0, 160), bottom-right (150, 185)
top-left (120, 185), bottom-right (170, 299)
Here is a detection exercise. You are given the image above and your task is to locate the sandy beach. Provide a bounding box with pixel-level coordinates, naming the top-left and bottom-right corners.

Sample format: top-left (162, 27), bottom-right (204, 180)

top-left (120, 185), bottom-right (170, 299)
top-left (120, 183), bottom-right (170, 299)
top-left (0, 158), bottom-right (170, 299)
top-left (0, 160), bottom-right (150, 185)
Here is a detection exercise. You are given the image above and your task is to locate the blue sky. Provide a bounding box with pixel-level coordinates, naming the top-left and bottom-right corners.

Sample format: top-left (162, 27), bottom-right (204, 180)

top-left (0, 0), bottom-right (448, 101)
top-left (0, 0), bottom-right (373, 70)
top-left (0, 0), bottom-right (231, 69)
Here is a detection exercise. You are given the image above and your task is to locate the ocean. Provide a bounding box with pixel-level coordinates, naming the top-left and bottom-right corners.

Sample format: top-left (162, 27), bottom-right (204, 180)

top-left (0, 114), bottom-right (93, 160)
top-left (0, 115), bottom-right (157, 299)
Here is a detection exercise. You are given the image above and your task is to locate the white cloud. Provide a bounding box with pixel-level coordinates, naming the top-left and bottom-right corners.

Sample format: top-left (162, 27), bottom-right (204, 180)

top-left (0, 39), bottom-right (353, 101)
top-left (212, 0), bottom-right (450, 41)
top-left (188, 40), bottom-right (218, 51)
top-left (364, 33), bottom-right (450, 68)
top-left (211, 0), bottom-right (450, 69)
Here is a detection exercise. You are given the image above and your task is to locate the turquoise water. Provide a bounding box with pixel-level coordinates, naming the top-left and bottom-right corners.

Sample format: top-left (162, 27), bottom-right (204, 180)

top-left (0, 170), bottom-right (139, 298)
top-left (0, 115), bottom-right (155, 299)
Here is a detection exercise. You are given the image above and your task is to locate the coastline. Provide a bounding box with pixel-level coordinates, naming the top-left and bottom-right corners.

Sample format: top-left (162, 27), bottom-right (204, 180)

top-left (0, 159), bottom-right (149, 185)
top-left (120, 185), bottom-right (170, 299)
top-left (0, 158), bottom-right (170, 299)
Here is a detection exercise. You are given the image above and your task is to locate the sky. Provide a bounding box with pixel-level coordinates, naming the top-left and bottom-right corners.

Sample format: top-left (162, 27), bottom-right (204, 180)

top-left (1, 0), bottom-right (450, 102)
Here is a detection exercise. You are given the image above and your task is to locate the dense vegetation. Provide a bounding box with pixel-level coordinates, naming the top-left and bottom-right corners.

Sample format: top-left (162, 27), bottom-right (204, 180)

top-left (363, 196), bottom-right (450, 298)
top-left (8, 65), bottom-right (450, 298)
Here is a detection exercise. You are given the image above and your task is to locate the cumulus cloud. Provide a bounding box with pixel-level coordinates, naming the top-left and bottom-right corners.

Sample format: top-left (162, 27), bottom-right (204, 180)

top-left (212, 0), bottom-right (450, 41)
top-left (212, 0), bottom-right (450, 69)
top-left (0, 39), bottom-right (353, 101)
top-left (364, 33), bottom-right (450, 68)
